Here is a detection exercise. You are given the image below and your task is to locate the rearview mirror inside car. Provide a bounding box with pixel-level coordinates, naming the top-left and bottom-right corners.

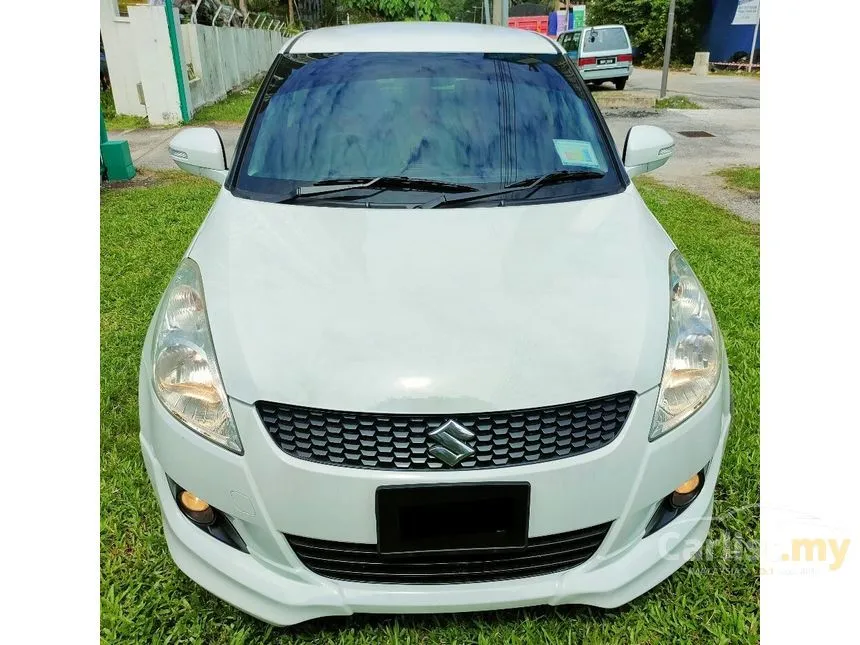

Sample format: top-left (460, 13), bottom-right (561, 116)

top-left (622, 125), bottom-right (675, 178)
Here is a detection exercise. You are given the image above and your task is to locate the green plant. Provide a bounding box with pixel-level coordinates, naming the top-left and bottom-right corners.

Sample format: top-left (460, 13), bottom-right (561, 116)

top-left (101, 89), bottom-right (149, 131)
top-left (332, 0), bottom-right (453, 22)
top-left (656, 95), bottom-right (701, 109)
top-left (191, 81), bottom-right (262, 124)
top-left (716, 166), bottom-right (760, 194)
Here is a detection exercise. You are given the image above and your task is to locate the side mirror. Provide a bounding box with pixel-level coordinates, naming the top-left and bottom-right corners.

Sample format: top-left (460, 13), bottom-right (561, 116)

top-left (622, 125), bottom-right (675, 178)
top-left (168, 127), bottom-right (228, 184)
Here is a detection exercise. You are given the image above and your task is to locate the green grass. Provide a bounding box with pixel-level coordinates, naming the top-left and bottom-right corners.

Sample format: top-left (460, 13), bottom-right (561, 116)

top-left (709, 68), bottom-right (760, 78)
top-left (101, 174), bottom-right (759, 643)
top-left (191, 82), bottom-right (260, 124)
top-left (101, 89), bottom-right (149, 132)
top-left (716, 166), bottom-right (760, 194)
top-left (637, 63), bottom-right (691, 72)
top-left (655, 95), bottom-right (702, 109)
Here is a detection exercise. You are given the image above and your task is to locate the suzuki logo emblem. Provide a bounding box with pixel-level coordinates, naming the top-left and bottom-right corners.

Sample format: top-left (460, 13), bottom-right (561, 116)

top-left (428, 420), bottom-right (476, 467)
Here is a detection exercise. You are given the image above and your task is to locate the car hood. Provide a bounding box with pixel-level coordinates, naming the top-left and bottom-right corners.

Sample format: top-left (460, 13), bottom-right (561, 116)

top-left (189, 185), bottom-right (675, 414)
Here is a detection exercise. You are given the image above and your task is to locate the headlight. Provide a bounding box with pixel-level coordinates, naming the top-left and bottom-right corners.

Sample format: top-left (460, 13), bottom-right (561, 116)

top-left (650, 250), bottom-right (721, 440)
top-left (151, 258), bottom-right (242, 453)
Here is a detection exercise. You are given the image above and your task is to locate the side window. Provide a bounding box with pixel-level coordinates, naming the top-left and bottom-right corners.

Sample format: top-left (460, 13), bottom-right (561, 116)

top-left (561, 33), bottom-right (579, 52)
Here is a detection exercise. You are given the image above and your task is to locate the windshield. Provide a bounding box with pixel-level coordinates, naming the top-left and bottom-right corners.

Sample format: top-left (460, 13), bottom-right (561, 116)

top-left (581, 27), bottom-right (630, 53)
top-left (232, 52), bottom-right (623, 206)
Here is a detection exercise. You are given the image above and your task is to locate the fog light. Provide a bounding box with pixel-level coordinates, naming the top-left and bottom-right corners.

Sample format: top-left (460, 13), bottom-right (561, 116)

top-left (669, 473), bottom-right (703, 508)
top-left (178, 490), bottom-right (216, 525)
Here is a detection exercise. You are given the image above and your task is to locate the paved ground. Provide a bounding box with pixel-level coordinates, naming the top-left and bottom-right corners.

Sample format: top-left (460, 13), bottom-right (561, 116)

top-left (111, 70), bottom-right (759, 221)
top-left (624, 67), bottom-right (760, 109)
top-left (113, 125), bottom-right (241, 172)
top-left (604, 107), bottom-right (760, 220)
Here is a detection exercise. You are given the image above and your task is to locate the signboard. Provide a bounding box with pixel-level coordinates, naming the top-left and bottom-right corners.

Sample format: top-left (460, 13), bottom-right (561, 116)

top-left (570, 5), bottom-right (585, 29)
top-left (732, 0), bottom-right (760, 26)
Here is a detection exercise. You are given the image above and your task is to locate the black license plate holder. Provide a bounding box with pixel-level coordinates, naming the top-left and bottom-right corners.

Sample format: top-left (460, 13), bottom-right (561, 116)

top-left (597, 57), bottom-right (616, 65)
top-left (376, 483), bottom-right (530, 556)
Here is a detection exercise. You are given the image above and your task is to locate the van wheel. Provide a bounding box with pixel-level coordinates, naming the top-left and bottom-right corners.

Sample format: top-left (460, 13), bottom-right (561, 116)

top-left (614, 79), bottom-right (627, 90)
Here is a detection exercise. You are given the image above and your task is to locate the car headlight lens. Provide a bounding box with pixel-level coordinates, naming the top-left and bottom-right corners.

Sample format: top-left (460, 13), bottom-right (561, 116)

top-left (650, 250), bottom-right (721, 440)
top-left (152, 258), bottom-right (242, 453)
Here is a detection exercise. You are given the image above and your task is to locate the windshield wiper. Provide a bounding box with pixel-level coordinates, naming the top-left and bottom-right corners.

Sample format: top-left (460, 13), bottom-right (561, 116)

top-left (419, 169), bottom-right (606, 209)
top-left (277, 176), bottom-right (477, 203)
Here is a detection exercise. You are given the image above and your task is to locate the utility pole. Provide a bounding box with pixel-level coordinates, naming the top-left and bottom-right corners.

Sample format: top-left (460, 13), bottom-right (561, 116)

top-left (483, 0), bottom-right (490, 24)
top-left (748, 14), bottom-right (760, 73)
top-left (659, 0), bottom-right (677, 99)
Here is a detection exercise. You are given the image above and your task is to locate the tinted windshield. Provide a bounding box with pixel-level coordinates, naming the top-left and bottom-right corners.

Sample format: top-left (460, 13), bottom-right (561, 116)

top-left (581, 27), bottom-right (630, 52)
top-left (233, 52), bottom-right (623, 206)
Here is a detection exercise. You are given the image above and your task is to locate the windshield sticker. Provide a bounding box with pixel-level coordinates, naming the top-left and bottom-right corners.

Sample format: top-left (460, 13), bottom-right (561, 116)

top-left (553, 139), bottom-right (600, 168)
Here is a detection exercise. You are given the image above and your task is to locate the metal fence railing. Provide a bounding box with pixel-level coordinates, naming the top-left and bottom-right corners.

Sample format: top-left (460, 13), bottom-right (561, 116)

top-left (168, 0), bottom-right (300, 35)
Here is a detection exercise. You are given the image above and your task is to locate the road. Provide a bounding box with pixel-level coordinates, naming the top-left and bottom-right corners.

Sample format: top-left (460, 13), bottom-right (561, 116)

top-left (604, 107), bottom-right (759, 220)
top-left (626, 67), bottom-right (760, 109)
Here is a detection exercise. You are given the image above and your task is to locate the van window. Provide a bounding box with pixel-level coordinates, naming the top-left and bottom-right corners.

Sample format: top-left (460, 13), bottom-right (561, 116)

top-left (581, 27), bottom-right (629, 53)
top-left (561, 31), bottom-right (582, 52)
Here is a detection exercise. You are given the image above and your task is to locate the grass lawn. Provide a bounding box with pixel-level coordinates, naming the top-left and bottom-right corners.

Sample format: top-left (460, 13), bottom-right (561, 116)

top-left (709, 68), bottom-right (760, 78)
top-left (655, 95), bottom-right (702, 109)
top-left (637, 64), bottom-right (691, 73)
top-left (716, 166), bottom-right (760, 194)
top-left (101, 89), bottom-right (149, 132)
top-left (101, 174), bottom-right (759, 643)
top-left (191, 82), bottom-right (260, 124)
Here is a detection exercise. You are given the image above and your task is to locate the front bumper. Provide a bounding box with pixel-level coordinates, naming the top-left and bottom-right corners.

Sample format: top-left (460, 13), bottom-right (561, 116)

top-left (139, 360), bottom-right (731, 626)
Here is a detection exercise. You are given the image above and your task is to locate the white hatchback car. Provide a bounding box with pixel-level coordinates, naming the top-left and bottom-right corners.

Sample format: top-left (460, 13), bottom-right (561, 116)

top-left (141, 22), bottom-right (730, 626)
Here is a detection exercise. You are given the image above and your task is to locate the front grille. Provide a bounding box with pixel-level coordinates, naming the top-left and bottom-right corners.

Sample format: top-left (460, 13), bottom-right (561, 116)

top-left (285, 523), bottom-right (612, 584)
top-left (257, 392), bottom-right (635, 470)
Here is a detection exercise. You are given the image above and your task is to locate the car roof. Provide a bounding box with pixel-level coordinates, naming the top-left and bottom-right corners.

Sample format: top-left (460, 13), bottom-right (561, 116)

top-left (284, 22), bottom-right (561, 55)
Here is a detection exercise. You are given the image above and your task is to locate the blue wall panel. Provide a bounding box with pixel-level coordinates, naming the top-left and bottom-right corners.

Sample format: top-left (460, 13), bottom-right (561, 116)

top-left (707, 0), bottom-right (761, 62)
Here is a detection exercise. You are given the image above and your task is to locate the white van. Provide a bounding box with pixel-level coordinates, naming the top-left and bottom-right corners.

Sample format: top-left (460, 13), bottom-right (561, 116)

top-left (558, 24), bottom-right (633, 90)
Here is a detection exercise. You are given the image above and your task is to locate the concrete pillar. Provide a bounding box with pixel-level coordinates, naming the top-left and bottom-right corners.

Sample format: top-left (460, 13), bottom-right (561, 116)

top-left (493, 0), bottom-right (502, 26)
top-left (691, 52), bottom-right (710, 76)
top-left (128, 5), bottom-right (190, 125)
top-left (100, 0), bottom-right (147, 117)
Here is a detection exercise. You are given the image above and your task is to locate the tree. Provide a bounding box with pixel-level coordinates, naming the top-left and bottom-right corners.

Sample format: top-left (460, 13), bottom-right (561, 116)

top-left (586, 0), bottom-right (711, 66)
top-left (329, 0), bottom-right (453, 22)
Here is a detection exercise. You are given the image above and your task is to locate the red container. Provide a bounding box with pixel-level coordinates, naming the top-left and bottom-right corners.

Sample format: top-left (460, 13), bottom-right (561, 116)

top-left (507, 16), bottom-right (549, 36)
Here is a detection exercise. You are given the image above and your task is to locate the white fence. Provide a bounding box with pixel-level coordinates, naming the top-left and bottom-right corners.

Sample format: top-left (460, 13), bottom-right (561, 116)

top-left (100, 0), bottom-right (287, 125)
top-left (181, 23), bottom-right (284, 111)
